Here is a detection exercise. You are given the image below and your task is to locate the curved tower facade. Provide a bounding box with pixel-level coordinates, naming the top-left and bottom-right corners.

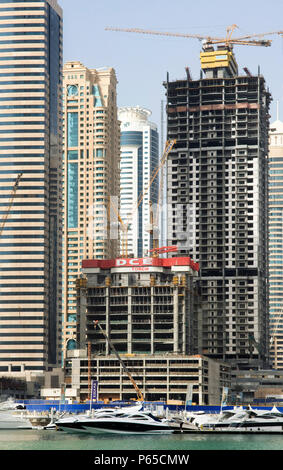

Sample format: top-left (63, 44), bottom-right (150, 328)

top-left (118, 106), bottom-right (159, 257)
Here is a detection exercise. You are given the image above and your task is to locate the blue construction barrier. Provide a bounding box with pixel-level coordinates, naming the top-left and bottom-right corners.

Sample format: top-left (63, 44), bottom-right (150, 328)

top-left (14, 400), bottom-right (283, 414)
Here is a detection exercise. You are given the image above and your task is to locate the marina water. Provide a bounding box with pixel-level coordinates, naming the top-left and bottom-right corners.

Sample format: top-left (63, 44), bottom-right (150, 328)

top-left (1, 428), bottom-right (283, 451)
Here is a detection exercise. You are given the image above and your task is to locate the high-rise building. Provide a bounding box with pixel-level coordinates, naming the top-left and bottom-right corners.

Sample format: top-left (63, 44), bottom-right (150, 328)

top-left (118, 106), bottom-right (159, 257)
top-left (62, 62), bottom-right (120, 356)
top-left (71, 255), bottom-right (214, 403)
top-left (164, 46), bottom-right (271, 368)
top-left (269, 117), bottom-right (283, 368)
top-left (0, 0), bottom-right (63, 376)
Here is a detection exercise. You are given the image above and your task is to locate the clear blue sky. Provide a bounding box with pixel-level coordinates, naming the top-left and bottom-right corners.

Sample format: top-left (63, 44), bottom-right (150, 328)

top-left (59, 0), bottom-right (283, 134)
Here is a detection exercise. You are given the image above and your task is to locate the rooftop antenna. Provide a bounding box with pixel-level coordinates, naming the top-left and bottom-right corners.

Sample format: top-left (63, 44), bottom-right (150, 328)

top-left (277, 100), bottom-right (280, 120)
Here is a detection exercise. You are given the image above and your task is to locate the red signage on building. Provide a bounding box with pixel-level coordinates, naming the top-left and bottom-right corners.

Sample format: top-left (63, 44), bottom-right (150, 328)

top-left (82, 257), bottom-right (199, 272)
top-left (115, 258), bottom-right (153, 267)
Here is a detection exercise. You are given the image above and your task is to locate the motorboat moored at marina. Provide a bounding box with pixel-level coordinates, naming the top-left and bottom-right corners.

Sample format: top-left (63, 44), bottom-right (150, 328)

top-left (0, 398), bottom-right (56, 430)
top-left (0, 397), bottom-right (26, 411)
top-left (0, 398), bottom-right (32, 429)
top-left (55, 404), bottom-right (175, 435)
top-left (183, 406), bottom-right (283, 433)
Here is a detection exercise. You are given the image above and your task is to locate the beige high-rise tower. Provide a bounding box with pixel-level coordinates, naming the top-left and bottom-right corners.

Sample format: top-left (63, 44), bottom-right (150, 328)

top-left (62, 62), bottom-right (120, 356)
top-left (0, 0), bottom-right (63, 378)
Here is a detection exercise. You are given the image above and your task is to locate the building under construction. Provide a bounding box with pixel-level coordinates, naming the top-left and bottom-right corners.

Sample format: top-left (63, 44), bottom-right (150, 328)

top-left (77, 255), bottom-right (199, 356)
top-left (64, 254), bottom-right (231, 403)
top-left (164, 45), bottom-right (271, 368)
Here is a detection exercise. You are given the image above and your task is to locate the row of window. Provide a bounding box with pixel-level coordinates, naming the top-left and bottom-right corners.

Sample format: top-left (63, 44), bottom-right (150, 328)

top-left (0, 13), bottom-right (47, 18)
top-left (0, 23), bottom-right (47, 28)
top-left (0, 97), bottom-right (45, 101)
top-left (0, 114), bottom-right (45, 118)
top-left (0, 7), bottom-right (47, 11)
top-left (0, 89), bottom-right (45, 94)
top-left (0, 48), bottom-right (46, 53)
top-left (0, 56), bottom-right (46, 60)
top-left (0, 30), bottom-right (45, 35)
top-left (0, 64), bottom-right (46, 68)
top-left (0, 40), bottom-right (47, 44)
top-left (0, 291), bottom-right (44, 295)
top-left (0, 146), bottom-right (44, 149)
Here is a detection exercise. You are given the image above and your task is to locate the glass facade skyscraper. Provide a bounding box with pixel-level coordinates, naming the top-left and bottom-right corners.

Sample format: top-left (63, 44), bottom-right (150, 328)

top-left (0, 0), bottom-right (63, 375)
top-left (118, 106), bottom-right (159, 258)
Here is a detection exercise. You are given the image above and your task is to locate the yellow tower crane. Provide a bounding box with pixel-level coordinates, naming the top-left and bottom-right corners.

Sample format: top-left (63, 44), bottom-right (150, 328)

top-left (106, 25), bottom-right (283, 75)
top-left (106, 24), bottom-right (283, 254)
top-left (0, 173), bottom-right (22, 238)
top-left (105, 25), bottom-right (283, 49)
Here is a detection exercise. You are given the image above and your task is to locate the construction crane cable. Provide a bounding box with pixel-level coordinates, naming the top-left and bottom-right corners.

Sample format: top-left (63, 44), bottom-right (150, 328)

top-left (0, 173), bottom-right (22, 238)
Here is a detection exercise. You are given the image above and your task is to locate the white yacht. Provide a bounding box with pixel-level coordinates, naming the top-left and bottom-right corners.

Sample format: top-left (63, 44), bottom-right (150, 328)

top-left (55, 405), bottom-right (175, 435)
top-left (0, 397), bottom-right (26, 411)
top-left (0, 398), bottom-right (55, 430)
top-left (0, 398), bottom-right (32, 429)
top-left (186, 406), bottom-right (283, 433)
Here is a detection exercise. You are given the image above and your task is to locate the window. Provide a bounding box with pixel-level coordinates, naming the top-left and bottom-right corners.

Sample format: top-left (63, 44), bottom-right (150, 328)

top-left (67, 112), bottom-right (78, 147)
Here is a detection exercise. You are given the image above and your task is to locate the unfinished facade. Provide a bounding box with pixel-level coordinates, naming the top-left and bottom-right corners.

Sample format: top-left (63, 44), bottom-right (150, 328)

top-left (164, 46), bottom-right (271, 368)
top-left (76, 257), bottom-right (199, 356)
top-left (65, 350), bottom-right (231, 404)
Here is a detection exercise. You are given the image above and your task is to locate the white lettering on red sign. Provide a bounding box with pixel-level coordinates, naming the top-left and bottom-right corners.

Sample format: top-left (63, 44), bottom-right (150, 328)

top-left (116, 259), bottom-right (127, 266)
top-left (115, 258), bottom-right (153, 267)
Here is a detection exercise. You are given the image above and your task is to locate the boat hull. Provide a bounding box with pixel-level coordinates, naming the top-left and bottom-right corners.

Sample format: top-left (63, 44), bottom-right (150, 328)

top-left (201, 424), bottom-right (283, 433)
top-left (0, 412), bottom-right (32, 430)
top-left (56, 420), bottom-right (174, 435)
